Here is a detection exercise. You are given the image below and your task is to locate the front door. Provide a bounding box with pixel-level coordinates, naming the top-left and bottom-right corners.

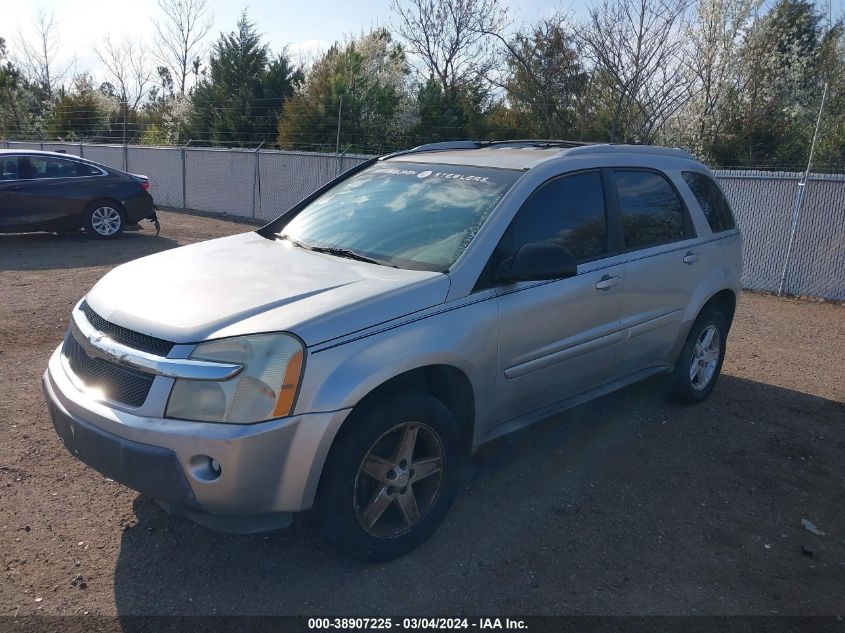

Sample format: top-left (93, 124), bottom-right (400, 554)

top-left (492, 170), bottom-right (625, 425)
top-left (15, 155), bottom-right (88, 230)
top-left (0, 155), bottom-right (27, 231)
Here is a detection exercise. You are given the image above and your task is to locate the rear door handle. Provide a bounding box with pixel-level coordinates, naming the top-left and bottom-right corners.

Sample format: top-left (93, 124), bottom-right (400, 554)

top-left (595, 274), bottom-right (622, 290)
top-left (682, 251), bottom-right (699, 265)
top-left (1, 184), bottom-right (21, 192)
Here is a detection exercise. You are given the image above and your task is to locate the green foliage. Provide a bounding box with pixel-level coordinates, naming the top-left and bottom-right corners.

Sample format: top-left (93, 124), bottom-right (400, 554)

top-left (498, 18), bottom-right (588, 138)
top-left (712, 0), bottom-right (831, 167)
top-left (278, 29), bottom-right (412, 152)
top-left (0, 37), bottom-right (38, 138)
top-left (44, 74), bottom-right (116, 141)
top-left (190, 11), bottom-right (301, 146)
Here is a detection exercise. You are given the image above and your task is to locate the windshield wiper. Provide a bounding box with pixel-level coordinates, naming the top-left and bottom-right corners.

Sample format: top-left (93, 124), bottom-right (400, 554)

top-left (278, 235), bottom-right (397, 268)
top-left (310, 245), bottom-right (397, 268)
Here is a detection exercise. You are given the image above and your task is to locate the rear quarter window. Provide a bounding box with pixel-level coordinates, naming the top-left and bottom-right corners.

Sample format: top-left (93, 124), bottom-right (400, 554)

top-left (682, 171), bottom-right (736, 233)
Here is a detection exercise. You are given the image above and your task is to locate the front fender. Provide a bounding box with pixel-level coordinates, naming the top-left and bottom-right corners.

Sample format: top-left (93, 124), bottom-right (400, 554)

top-left (294, 298), bottom-right (499, 440)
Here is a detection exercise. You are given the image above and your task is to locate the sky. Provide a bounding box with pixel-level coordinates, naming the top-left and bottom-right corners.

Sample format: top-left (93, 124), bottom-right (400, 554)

top-left (1, 0), bottom-right (568, 82)
top-left (2, 0), bottom-right (843, 84)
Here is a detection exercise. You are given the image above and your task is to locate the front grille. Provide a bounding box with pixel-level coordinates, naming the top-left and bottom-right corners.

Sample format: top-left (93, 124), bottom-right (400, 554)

top-left (80, 302), bottom-right (174, 357)
top-left (63, 336), bottom-right (154, 407)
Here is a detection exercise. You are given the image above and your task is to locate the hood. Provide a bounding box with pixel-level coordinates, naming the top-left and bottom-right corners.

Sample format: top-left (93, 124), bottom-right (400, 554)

top-left (85, 231), bottom-right (450, 347)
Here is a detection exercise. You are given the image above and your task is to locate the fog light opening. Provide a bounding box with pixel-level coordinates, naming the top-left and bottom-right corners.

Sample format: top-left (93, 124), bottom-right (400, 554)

top-left (189, 454), bottom-right (222, 482)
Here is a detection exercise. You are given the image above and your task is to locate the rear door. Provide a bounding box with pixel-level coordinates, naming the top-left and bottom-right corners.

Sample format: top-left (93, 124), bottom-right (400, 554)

top-left (492, 170), bottom-right (626, 423)
top-left (608, 168), bottom-right (706, 379)
top-left (0, 155), bottom-right (27, 231)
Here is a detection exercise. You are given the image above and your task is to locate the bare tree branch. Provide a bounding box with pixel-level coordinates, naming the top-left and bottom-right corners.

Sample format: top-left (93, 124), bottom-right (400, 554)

top-left (578, 0), bottom-right (693, 142)
top-left (390, 0), bottom-right (509, 93)
top-left (94, 36), bottom-right (154, 111)
top-left (152, 0), bottom-right (214, 94)
top-left (15, 7), bottom-right (75, 103)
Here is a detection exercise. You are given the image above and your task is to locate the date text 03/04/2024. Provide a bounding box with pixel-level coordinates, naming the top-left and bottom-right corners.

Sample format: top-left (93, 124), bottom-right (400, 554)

top-left (307, 618), bottom-right (528, 630)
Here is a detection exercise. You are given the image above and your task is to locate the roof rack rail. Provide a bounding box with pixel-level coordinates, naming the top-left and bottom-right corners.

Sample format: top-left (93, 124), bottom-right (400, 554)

top-left (563, 144), bottom-right (696, 160)
top-left (487, 139), bottom-right (593, 149)
top-left (380, 141), bottom-right (483, 160)
top-left (380, 139), bottom-right (593, 160)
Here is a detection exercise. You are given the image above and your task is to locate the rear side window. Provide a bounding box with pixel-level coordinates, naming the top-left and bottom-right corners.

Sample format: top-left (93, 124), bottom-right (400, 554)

top-left (0, 156), bottom-right (21, 181)
top-left (75, 162), bottom-right (104, 176)
top-left (614, 170), bottom-right (690, 249)
top-left (27, 156), bottom-right (86, 179)
top-left (506, 171), bottom-right (608, 262)
top-left (682, 171), bottom-right (735, 233)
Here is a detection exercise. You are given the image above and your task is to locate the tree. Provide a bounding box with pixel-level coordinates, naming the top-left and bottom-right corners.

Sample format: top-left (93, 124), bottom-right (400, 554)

top-left (714, 0), bottom-right (829, 166)
top-left (94, 36), bottom-right (154, 112)
top-left (45, 74), bottom-right (117, 141)
top-left (190, 11), bottom-right (301, 146)
top-left (0, 37), bottom-right (37, 137)
top-left (152, 0), bottom-right (214, 94)
top-left (14, 7), bottom-right (73, 109)
top-left (678, 0), bottom-right (762, 159)
top-left (578, 0), bottom-right (692, 143)
top-left (390, 0), bottom-right (508, 95)
top-left (277, 29), bottom-right (413, 152)
top-left (488, 13), bottom-right (587, 138)
top-left (94, 36), bottom-right (154, 143)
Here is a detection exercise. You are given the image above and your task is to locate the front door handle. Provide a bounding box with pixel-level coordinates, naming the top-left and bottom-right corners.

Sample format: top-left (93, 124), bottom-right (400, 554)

top-left (683, 251), bottom-right (699, 265)
top-left (595, 274), bottom-right (622, 290)
top-left (1, 184), bottom-right (21, 192)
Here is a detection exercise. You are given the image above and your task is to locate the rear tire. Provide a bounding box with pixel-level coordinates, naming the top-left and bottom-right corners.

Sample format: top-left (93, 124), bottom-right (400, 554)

top-left (83, 201), bottom-right (125, 239)
top-left (314, 393), bottom-right (464, 562)
top-left (668, 309), bottom-right (728, 403)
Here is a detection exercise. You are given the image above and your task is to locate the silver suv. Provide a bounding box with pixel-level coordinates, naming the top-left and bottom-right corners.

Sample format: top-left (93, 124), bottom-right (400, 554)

top-left (43, 141), bottom-right (742, 561)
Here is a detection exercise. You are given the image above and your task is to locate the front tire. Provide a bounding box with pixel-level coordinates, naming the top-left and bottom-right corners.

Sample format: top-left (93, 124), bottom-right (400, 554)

top-left (84, 202), bottom-right (125, 239)
top-left (668, 309), bottom-right (728, 403)
top-left (314, 393), bottom-right (464, 562)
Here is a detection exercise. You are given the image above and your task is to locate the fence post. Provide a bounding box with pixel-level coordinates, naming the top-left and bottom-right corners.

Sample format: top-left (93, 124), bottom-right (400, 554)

top-left (79, 142), bottom-right (83, 158)
top-left (777, 82), bottom-right (828, 297)
top-left (252, 141), bottom-right (265, 220)
top-left (123, 143), bottom-right (128, 171)
top-left (181, 140), bottom-right (192, 210)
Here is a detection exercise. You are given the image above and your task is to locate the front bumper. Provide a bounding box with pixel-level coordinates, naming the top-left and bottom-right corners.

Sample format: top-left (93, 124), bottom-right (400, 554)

top-left (44, 345), bottom-right (350, 517)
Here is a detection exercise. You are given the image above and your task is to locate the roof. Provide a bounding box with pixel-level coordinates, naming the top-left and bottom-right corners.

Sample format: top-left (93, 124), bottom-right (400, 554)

top-left (0, 149), bottom-right (83, 159)
top-left (384, 140), bottom-right (698, 170)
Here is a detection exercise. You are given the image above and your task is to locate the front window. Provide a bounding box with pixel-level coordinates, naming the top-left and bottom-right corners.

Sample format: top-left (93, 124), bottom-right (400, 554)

top-left (277, 162), bottom-right (521, 271)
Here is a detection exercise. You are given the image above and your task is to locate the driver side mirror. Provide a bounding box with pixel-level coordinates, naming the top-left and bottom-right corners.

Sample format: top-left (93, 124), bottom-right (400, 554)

top-left (496, 241), bottom-right (578, 283)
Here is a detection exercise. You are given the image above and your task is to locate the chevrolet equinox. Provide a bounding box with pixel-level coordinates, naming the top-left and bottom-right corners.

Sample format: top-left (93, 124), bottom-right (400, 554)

top-left (43, 140), bottom-right (742, 561)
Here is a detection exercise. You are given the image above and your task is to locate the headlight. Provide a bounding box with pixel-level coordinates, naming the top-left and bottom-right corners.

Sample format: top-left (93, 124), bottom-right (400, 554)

top-left (165, 333), bottom-right (304, 423)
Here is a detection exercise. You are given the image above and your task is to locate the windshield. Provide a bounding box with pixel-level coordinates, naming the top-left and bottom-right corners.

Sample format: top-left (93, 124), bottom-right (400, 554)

top-left (278, 162), bottom-right (521, 271)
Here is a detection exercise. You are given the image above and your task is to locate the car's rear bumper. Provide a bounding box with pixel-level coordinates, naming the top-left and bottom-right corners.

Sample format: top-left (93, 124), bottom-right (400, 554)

top-left (43, 345), bottom-right (351, 518)
top-left (123, 192), bottom-right (156, 222)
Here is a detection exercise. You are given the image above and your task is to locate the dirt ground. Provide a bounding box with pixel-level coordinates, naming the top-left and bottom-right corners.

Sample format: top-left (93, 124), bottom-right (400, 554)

top-left (1, 210), bottom-right (843, 617)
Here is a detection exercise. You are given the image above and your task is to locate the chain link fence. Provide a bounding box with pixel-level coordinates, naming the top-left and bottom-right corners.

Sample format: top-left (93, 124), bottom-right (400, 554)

top-left (3, 140), bottom-right (843, 301)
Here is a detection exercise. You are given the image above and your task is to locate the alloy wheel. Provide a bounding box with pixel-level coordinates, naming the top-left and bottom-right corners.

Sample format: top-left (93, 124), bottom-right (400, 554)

top-left (90, 206), bottom-right (122, 236)
top-left (689, 324), bottom-right (721, 391)
top-left (353, 422), bottom-right (445, 538)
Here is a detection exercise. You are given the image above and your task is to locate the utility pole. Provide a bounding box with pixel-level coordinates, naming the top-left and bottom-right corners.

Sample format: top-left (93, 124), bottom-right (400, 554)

top-left (777, 82), bottom-right (828, 297)
top-left (335, 95), bottom-right (344, 176)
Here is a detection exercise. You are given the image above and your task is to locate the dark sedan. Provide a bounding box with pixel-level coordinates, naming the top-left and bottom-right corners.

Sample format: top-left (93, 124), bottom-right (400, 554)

top-left (0, 150), bottom-right (158, 238)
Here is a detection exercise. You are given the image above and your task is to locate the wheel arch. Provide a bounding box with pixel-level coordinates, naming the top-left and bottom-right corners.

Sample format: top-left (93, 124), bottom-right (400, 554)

top-left (343, 364), bottom-right (476, 452)
top-left (85, 197), bottom-right (127, 215)
top-left (308, 363), bottom-right (476, 513)
top-left (670, 286), bottom-right (738, 364)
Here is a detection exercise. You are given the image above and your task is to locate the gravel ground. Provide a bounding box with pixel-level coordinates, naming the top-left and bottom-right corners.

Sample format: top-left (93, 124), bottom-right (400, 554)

top-left (1, 210), bottom-right (843, 616)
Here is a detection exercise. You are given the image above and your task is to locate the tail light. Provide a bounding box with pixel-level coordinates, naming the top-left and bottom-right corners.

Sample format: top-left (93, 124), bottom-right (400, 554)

top-left (140, 181), bottom-right (150, 192)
